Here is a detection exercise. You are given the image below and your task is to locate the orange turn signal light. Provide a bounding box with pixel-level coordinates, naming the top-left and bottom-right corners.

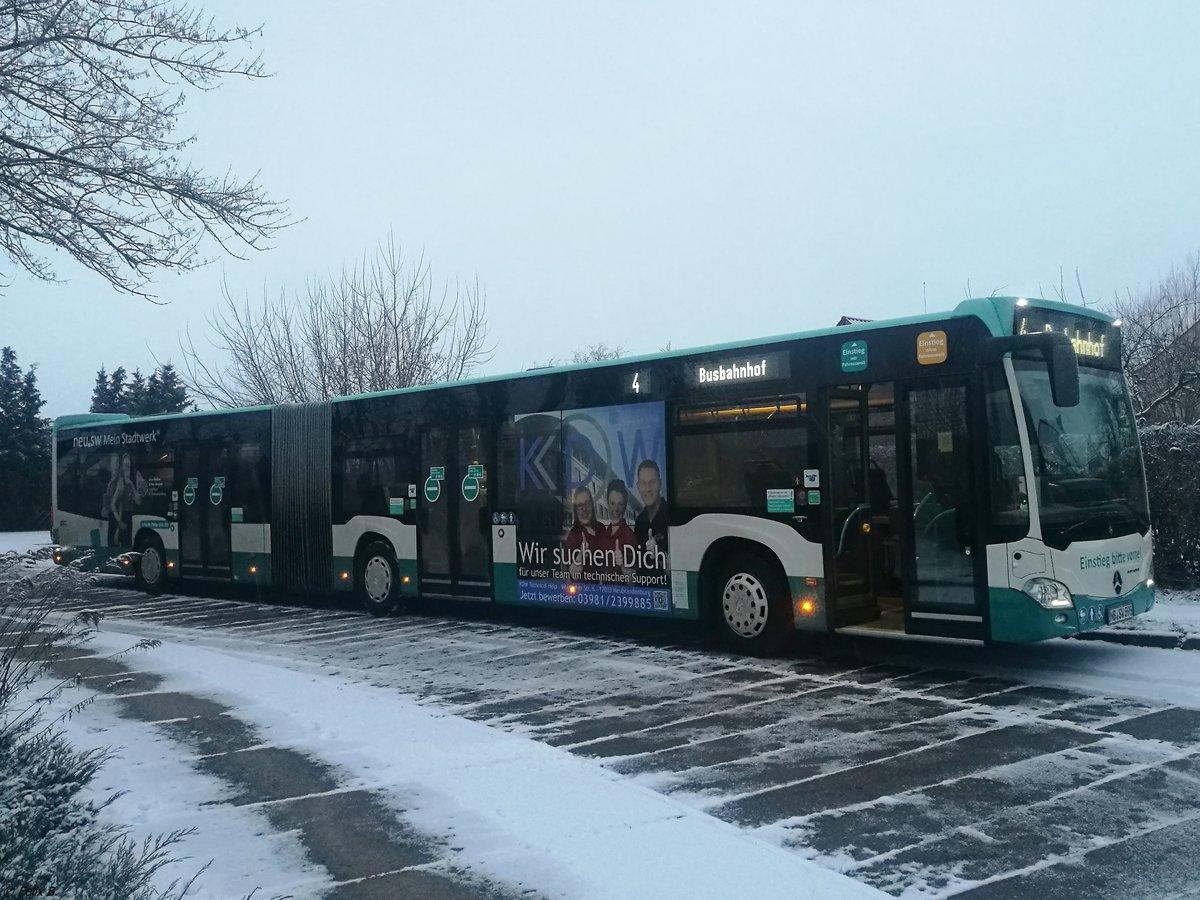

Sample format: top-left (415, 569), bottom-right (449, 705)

top-left (402, 576), bottom-right (411, 584)
top-left (340, 572), bottom-right (350, 580)
top-left (568, 584), bottom-right (578, 595)
top-left (249, 566), bottom-right (258, 574)
top-left (800, 599), bottom-right (816, 614)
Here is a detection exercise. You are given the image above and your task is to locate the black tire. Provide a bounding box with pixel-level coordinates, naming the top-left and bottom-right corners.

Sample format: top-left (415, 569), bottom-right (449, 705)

top-left (134, 534), bottom-right (167, 594)
top-left (711, 550), bottom-right (793, 657)
top-left (357, 540), bottom-right (399, 617)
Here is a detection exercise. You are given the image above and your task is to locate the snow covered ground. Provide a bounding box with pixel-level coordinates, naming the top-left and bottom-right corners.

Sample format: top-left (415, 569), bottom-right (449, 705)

top-left (49, 629), bottom-right (883, 900)
top-left (8, 530), bottom-right (1200, 899)
top-left (1108, 587), bottom-right (1200, 637)
top-left (0, 530), bottom-right (50, 555)
top-left (43, 678), bottom-right (337, 900)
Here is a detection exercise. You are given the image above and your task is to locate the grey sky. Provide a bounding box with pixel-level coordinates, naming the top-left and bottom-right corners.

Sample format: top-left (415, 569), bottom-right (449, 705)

top-left (7, 1), bottom-right (1199, 419)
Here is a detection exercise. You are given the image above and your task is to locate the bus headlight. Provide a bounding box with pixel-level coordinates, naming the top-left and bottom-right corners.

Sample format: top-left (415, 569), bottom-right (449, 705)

top-left (1023, 577), bottom-right (1073, 609)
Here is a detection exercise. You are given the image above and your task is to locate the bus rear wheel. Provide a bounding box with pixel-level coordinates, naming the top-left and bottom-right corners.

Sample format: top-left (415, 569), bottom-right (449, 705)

top-left (713, 551), bottom-right (793, 657)
top-left (134, 535), bottom-right (166, 594)
top-left (358, 541), bottom-right (399, 617)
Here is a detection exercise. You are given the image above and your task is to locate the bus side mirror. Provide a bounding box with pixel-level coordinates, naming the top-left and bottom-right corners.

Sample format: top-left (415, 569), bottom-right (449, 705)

top-left (981, 332), bottom-right (1080, 408)
top-left (1047, 336), bottom-right (1080, 408)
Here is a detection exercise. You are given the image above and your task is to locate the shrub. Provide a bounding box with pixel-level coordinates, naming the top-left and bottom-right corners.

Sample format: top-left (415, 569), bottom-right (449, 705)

top-left (0, 552), bottom-right (199, 900)
top-left (1139, 424), bottom-right (1200, 588)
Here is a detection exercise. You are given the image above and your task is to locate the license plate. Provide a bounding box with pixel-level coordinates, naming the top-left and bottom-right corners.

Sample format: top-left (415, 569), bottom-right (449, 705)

top-left (1106, 602), bottom-right (1134, 625)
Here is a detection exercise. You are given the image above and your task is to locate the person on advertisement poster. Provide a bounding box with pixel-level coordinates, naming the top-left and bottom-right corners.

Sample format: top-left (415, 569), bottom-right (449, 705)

top-left (633, 459), bottom-right (669, 560)
top-left (605, 478), bottom-right (636, 561)
top-left (103, 450), bottom-right (147, 547)
top-left (564, 486), bottom-right (613, 578)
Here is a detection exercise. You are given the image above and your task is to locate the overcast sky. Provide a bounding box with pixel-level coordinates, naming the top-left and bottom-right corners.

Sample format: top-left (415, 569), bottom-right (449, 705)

top-left (7, 1), bottom-right (1200, 419)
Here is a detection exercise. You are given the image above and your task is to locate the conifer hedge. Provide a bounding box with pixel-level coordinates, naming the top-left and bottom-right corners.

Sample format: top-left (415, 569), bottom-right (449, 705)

top-left (1140, 424), bottom-right (1200, 588)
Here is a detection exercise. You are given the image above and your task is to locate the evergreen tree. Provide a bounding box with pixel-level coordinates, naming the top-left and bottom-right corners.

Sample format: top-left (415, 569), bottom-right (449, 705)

top-left (88, 366), bottom-right (123, 413)
top-left (125, 370), bottom-right (147, 416)
top-left (0, 347), bottom-right (51, 530)
top-left (144, 364), bottom-right (192, 415)
top-left (107, 367), bottom-right (127, 411)
top-left (88, 363), bottom-right (193, 416)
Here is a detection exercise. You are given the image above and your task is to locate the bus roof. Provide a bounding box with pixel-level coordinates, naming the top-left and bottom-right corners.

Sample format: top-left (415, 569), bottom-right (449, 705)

top-left (54, 295), bottom-right (1112, 431)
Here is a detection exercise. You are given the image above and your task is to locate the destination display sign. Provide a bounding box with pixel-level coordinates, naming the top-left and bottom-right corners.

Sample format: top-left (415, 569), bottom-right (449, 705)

top-left (690, 350), bottom-right (789, 387)
top-left (1014, 307), bottom-right (1119, 367)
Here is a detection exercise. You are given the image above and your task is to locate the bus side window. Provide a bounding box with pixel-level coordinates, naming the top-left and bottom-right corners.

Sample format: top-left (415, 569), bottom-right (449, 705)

top-left (985, 368), bottom-right (1029, 543)
top-left (673, 395), bottom-right (814, 538)
top-left (56, 442), bottom-right (83, 515)
top-left (336, 440), bottom-right (406, 521)
top-left (234, 444), bottom-right (269, 522)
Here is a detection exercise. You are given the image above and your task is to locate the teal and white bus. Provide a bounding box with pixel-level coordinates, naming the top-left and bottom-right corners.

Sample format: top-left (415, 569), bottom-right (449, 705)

top-left (51, 296), bottom-right (1154, 654)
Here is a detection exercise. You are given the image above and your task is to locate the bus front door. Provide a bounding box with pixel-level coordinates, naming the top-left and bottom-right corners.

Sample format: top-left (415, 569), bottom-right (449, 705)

top-left (178, 447), bottom-right (231, 578)
top-left (418, 425), bottom-right (493, 600)
top-left (826, 387), bottom-right (879, 627)
top-left (899, 379), bottom-right (986, 640)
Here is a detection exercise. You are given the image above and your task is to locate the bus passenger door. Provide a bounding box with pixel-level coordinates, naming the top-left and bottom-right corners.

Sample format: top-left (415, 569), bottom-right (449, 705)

top-left (178, 447), bottom-right (231, 578)
top-left (899, 379), bottom-right (985, 639)
top-left (825, 387), bottom-right (877, 626)
top-left (419, 425), bottom-right (492, 600)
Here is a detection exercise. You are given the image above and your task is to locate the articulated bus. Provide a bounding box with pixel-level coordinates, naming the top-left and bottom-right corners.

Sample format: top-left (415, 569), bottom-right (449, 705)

top-left (50, 297), bottom-right (1154, 655)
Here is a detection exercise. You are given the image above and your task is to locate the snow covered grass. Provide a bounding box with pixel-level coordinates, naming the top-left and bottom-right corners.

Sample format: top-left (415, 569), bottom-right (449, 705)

top-left (43, 681), bottom-right (335, 900)
top-left (1107, 587), bottom-right (1200, 637)
top-left (0, 531), bottom-right (51, 556)
top-left (82, 628), bottom-right (887, 900)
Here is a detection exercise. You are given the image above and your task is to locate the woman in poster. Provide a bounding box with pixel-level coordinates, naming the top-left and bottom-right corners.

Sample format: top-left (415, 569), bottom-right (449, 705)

top-left (564, 486), bottom-right (613, 579)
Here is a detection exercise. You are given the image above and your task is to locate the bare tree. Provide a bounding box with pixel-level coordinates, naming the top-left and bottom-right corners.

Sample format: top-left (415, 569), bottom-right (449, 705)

top-left (1109, 252), bottom-right (1200, 424)
top-left (1038, 266), bottom-right (1089, 306)
top-left (535, 342), bottom-right (627, 368)
top-left (0, 0), bottom-right (286, 298)
top-left (180, 235), bottom-right (492, 406)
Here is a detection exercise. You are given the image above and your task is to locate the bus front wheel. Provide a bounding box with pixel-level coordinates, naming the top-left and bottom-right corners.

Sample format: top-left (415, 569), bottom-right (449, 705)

top-left (712, 551), bottom-right (793, 657)
top-left (134, 535), bottom-right (167, 594)
top-left (358, 541), bottom-right (399, 617)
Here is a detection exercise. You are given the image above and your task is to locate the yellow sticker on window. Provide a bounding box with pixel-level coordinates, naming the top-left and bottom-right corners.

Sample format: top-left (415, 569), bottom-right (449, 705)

top-left (916, 330), bottom-right (948, 365)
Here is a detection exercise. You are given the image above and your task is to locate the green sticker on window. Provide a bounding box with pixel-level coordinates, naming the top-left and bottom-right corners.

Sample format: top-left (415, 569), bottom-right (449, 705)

top-left (807, 490), bottom-right (822, 505)
top-left (766, 489), bottom-right (795, 513)
top-left (841, 340), bottom-right (868, 373)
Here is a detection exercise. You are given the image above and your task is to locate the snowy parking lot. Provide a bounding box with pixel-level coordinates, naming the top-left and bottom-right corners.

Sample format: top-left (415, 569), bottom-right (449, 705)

top-left (10, 555), bottom-right (1200, 900)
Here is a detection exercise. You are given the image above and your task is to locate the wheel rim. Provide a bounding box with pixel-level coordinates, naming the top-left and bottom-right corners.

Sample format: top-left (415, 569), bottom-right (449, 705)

top-left (140, 547), bottom-right (162, 584)
top-left (722, 572), bottom-right (770, 638)
top-left (364, 556), bottom-right (393, 604)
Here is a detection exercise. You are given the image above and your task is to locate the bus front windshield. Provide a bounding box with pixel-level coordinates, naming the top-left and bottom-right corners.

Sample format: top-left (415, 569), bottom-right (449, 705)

top-left (1013, 360), bottom-right (1149, 550)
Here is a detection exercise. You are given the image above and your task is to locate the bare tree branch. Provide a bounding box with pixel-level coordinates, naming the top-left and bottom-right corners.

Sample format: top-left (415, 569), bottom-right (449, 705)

top-left (178, 234), bottom-right (494, 406)
top-left (0, 0), bottom-right (289, 298)
top-left (1108, 252), bottom-right (1200, 424)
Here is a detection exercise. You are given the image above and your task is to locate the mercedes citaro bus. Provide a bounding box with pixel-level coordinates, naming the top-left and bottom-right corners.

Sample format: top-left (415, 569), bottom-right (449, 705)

top-left (51, 297), bottom-right (1153, 655)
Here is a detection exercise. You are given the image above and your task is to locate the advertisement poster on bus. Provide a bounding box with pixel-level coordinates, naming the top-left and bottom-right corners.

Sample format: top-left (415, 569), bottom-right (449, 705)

top-left (59, 427), bottom-right (172, 549)
top-left (512, 401), bottom-right (672, 615)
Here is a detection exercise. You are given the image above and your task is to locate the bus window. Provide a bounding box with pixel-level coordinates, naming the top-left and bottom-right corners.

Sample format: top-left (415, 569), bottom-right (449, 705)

top-left (985, 367), bottom-right (1029, 543)
top-left (56, 441), bottom-right (83, 517)
top-left (335, 439), bottom-right (408, 521)
top-left (233, 443), bottom-right (270, 522)
top-left (673, 396), bottom-right (809, 519)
